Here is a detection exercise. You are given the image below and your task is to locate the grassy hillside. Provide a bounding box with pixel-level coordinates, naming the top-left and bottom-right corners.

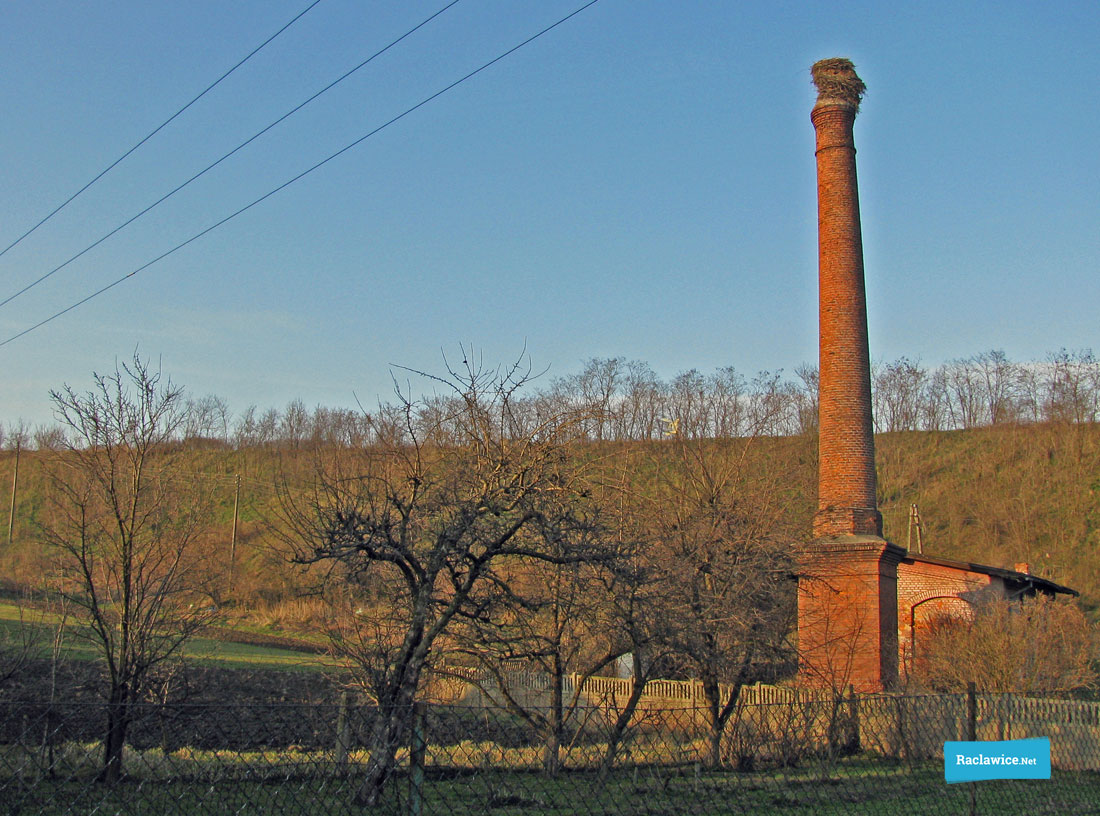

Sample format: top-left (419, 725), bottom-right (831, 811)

top-left (2, 421), bottom-right (1098, 625)
top-left (876, 422), bottom-right (1100, 615)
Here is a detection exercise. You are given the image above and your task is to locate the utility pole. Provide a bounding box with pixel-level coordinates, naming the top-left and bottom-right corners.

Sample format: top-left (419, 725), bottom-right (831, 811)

top-left (229, 474), bottom-right (241, 596)
top-left (7, 440), bottom-right (19, 547)
top-left (907, 504), bottom-right (924, 554)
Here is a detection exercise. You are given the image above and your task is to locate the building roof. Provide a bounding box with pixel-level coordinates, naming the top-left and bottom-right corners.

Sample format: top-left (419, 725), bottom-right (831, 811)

top-left (901, 552), bottom-right (1077, 597)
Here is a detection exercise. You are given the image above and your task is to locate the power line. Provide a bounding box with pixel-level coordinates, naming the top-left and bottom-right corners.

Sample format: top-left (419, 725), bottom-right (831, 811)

top-left (0, 0), bottom-right (603, 350)
top-left (0, 0), bottom-right (325, 263)
top-left (0, 0), bottom-right (463, 311)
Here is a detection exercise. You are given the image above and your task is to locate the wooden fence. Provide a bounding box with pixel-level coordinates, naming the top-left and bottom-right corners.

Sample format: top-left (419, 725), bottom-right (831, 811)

top-left (426, 665), bottom-right (822, 709)
top-left (425, 667), bottom-right (1100, 770)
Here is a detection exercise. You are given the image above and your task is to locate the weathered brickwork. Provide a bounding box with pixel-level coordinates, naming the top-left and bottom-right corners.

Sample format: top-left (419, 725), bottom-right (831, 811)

top-left (811, 100), bottom-right (880, 540)
top-left (897, 559), bottom-right (995, 677)
top-left (797, 538), bottom-right (905, 692)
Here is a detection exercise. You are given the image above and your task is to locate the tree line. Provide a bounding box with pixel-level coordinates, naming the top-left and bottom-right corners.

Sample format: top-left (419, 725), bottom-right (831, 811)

top-left (5, 348), bottom-right (1098, 453)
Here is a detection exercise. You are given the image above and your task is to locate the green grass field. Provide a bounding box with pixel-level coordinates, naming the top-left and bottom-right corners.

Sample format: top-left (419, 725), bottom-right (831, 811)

top-left (5, 754), bottom-right (1098, 816)
top-left (0, 601), bottom-right (328, 671)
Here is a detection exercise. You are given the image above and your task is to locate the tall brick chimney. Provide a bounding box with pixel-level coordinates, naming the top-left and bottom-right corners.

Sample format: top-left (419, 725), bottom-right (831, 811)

top-left (811, 58), bottom-right (880, 540)
top-left (797, 59), bottom-right (905, 692)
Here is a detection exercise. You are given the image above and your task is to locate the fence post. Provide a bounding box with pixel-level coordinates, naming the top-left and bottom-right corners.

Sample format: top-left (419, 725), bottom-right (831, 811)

top-left (846, 684), bottom-right (861, 754)
top-left (967, 682), bottom-right (976, 741)
top-left (967, 682), bottom-right (977, 816)
top-left (409, 702), bottom-right (427, 816)
top-left (335, 691), bottom-right (352, 768)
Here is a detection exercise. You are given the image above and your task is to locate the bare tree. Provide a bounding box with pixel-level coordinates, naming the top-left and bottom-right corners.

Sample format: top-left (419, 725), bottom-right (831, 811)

top-left (280, 398), bottom-right (310, 448)
top-left (942, 357), bottom-right (986, 429)
top-left (919, 367), bottom-right (948, 431)
top-left (793, 364), bottom-right (819, 435)
top-left (33, 425), bottom-right (67, 451)
top-left (449, 505), bottom-right (622, 776)
top-left (233, 404), bottom-right (260, 448)
top-left (667, 369), bottom-right (710, 438)
top-left (745, 370), bottom-right (798, 436)
top-left (1044, 349), bottom-right (1100, 424)
top-left (43, 355), bottom-right (213, 782)
top-left (620, 359), bottom-right (664, 440)
top-left (5, 422), bottom-right (29, 548)
top-left (281, 356), bottom-right (597, 806)
top-left (940, 351), bottom-right (1022, 428)
top-left (184, 393), bottom-right (231, 444)
top-left (256, 407), bottom-right (280, 446)
top-left (592, 479), bottom-right (680, 783)
top-left (873, 357), bottom-right (928, 432)
top-left (638, 430), bottom-right (797, 768)
top-left (0, 598), bottom-right (40, 687)
top-left (975, 350), bottom-right (1021, 426)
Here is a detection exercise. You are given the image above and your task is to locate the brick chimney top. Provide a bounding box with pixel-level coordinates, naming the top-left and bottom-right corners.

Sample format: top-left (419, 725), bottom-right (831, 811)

top-left (811, 58), bottom-right (866, 111)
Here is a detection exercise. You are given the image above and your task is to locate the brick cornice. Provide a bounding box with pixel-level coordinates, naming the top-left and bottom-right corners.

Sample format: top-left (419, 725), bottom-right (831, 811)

top-left (811, 103), bottom-right (857, 153)
top-left (797, 536), bottom-right (906, 568)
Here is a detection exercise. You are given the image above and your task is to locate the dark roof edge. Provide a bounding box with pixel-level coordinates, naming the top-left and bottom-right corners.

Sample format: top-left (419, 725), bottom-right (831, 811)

top-left (901, 552), bottom-right (1078, 597)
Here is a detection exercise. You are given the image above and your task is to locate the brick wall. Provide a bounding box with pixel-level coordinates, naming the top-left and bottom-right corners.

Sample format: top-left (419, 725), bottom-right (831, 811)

top-left (797, 538), bottom-right (904, 692)
top-left (897, 558), bottom-right (1003, 679)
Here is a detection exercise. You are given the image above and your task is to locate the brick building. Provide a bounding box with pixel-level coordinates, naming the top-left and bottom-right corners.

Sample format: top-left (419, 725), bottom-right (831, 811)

top-left (897, 554), bottom-right (1074, 682)
top-left (795, 59), bottom-right (1075, 692)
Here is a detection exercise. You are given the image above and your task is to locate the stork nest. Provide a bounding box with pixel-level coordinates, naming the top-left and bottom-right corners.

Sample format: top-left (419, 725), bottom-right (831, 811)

top-left (811, 58), bottom-right (866, 109)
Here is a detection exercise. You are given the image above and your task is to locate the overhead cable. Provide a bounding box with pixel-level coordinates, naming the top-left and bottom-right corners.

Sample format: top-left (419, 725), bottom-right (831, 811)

top-left (0, 0), bottom-right (463, 311)
top-left (0, 0), bottom-right (325, 262)
top-left (0, 0), bottom-right (602, 350)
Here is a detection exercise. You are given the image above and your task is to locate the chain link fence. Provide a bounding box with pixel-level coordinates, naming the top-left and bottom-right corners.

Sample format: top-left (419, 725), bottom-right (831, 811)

top-left (2, 690), bottom-right (1099, 815)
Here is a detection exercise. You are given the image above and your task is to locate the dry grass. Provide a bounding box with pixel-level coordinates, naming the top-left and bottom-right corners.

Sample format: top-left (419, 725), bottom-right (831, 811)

top-left (246, 596), bottom-right (331, 633)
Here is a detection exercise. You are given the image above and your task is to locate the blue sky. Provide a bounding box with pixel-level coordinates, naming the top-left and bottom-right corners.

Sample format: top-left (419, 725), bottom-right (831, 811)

top-left (1, 0), bottom-right (1097, 425)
